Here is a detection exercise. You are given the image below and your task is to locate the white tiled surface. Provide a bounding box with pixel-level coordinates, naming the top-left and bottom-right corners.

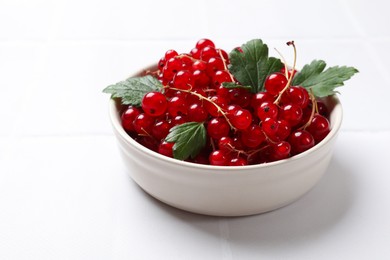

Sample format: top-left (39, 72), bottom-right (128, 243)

top-left (1, 0), bottom-right (390, 259)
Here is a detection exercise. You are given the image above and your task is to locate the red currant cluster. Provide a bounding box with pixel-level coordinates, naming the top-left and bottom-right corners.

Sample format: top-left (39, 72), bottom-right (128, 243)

top-left (121, 39), bottom-right (331, 166)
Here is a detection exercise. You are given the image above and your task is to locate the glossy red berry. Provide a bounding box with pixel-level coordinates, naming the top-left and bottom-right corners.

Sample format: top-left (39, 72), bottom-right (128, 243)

top-left (133, 113), bottom-right (155, 135)
top-left (218, 136), bottom-right (234, 152)
top-left (207, 117), bottom-right (230, 139)
top-left (230, 108), bottom-right (252, 130)
top-left (241, 124), bottom-right (266, 148)
top-left (279, 104), bottom-right (303, 127)
top-left (212, 70), bottom-right (232, 87)
top-left (281, 86), bottom-right (310, 108)
top-left (209, 150), bottom-right (229, 166)
top-left (173, 70), bottom-right (194, 90)
top-left (205, 95), bottom-right (228, 117)
top-left (121, 106), bottom-right (141, 132)
top-left (306, 114), bottom-right (330, 143)
top-left (288, 130), bottom-right (315, 155)
top-left (196, 39), bottom-right (215, 50)
top-left (264, 73), bottom-right (288, 95)
top-left (270, 141), bottom-right (291, 161)
top-left (152, 119), bottom-right (171, 140)
top-left (141, 91), bottom-right (167, 117)
top-left (256, 102), bottom-right (278, 120)
top-left (206, 57), bottom-right (225, 76)
top-left (201, 46), bottom-right (218, 62)
top-left (187, 103), bottom-right (208, 122)
top-left (158, 141), bottom-right (174, 158)
top-left (167, 95), bottom-right (188, 116)
top-left (251, 91), bottom-right (274, 109)
top-left (229, 157), bottom-right (248, 166)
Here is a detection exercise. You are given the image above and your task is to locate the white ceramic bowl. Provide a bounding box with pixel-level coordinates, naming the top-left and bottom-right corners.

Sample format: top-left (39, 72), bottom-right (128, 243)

top-left (109, 73), bottom-right (343, 217)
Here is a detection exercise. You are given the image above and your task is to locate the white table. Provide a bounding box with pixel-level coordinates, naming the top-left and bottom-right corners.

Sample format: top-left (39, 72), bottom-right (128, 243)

top-left (1, 0), bottom-right (390, 259)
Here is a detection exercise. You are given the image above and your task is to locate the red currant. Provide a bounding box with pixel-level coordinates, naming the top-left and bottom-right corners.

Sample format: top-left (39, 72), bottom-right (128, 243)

top-left (230, 108), bottom-right (252, 130)
top-left (121, 106), bottom-right (141, 132)
top-left (187, 103), bottom-right (208, 122)
top-left (264, 73), bottom-right (287, 95)
top-left (158, 141), bottom-right (174, 158)
top-left (241, 124), bottom-right (266, 148)
top-left (141, 91), bottom-right (168, 117)
top-left (288, 130), bottom-right (315, 155)
top-left (207, 117), bottom-right (230, 139)
top-left (209, 150), bottom-right (229, 166)
top-left (306, 114), bottom-right (330, 143)
top-left (196, 38), bottom-right (215, 50)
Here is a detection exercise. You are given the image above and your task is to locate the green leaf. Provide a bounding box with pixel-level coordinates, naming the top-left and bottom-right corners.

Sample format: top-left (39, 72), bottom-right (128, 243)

top-left (103, 75), bottom-right (163, 106)
top-left (222, 82), bottom-right (252, 90)
top-left (292, 60), bottom-right (359, 97)
top-left (165, 122), bottom-right (206, 161)
top-left (228, 39), bottom-right (283, 93)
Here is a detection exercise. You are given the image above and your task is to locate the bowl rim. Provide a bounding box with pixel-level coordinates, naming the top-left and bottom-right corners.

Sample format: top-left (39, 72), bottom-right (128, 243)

top-left (109, 93), bottom-right (343, 172)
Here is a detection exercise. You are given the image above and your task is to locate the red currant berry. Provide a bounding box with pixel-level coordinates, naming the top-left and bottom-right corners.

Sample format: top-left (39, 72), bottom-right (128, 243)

top-left (188, 103), bottom-right (208, 122)
top-left (218, 48), bottom-right (229, 61)
top-left (207, 117), bottom-right (230, 139)
top-left (192, 151), bottom-right (209, 164)
top-left (158, 57), bottom-right (166, 70)
top-left (201, 46), bottom-right (218, 62)
top-left (192, 60), bottom-right (207, 71)
top-left (121, 106), bottom-right (141, 132)
top-left (270, 141), bottom-right (291, 161)
top-left (187, 88), bottom-right (207, 105)
top-left (261, 117), bottom-right (279, 137)
top-left (133, 113), bottom-right (155, 135)
top-left (152, 119), bottom-right (171, 140)
top-left (173, 70), bottom-right (194, 90)
top-left (171, 115), bottom-right (187, 126)
top-left (190, 47), bottom-right (201, 59)
top-left (229, 156), bottom-right (248, 166)
top-left (256, 101), bottom-right (278, 120)
top-left (196, 38), bottom-right (215, 50)
top-left (275, 119), bottom-right (291, 141)
top-left (288, 130), bottom-right (315, 155)
top-left (167, 95), bottom-right (188, 116)
top-left (218, 136), bottom-right (234, 152)
top-left (136, 136), bottom-right (159, 152)
top-left (206, 57), bottom-right (225, 76)
top-left (209, 150), bottom-right (230, 166)
top-left (141, 91), bottom-right (168, 117)
top-left (251, 91), bottom-right (274, 109)
top-left (241, 124), bottom-right (266, 148)
top-left (158, 141), bottom-right (174, 158)
top-left (230, 108), bottom-right (252, 130)
top-left (205, 95), bottom-right (228, 117)
top-left (279, 104), bottom-right (303, 127)
top-left (164, 49), bottom-right (178, 60)
top-left (316, 101), bottom-right (329, 117)
top-left (216, 84), bottom-right (230, 97)
top-left (306, 114), bottom-right (330, 143)
top-left (228, 88), bottom-right (251, 108)
top-left (212, 70), bottom-right (232, 87)
top-left (264, 73), bottom-right (288, 95)
top-left (192, 70), bottom-right (210, 87)
top-left (281, 86), bottom-right (310, 108)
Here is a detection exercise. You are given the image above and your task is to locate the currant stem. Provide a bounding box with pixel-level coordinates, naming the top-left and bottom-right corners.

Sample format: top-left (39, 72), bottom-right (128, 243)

top-left (168, 86), bottom-right (237, 131)
top-left (299, 90), bottom-right (317, 130)
top-left (217, 49), bottom-right (235, 82)
top-left (274, 47), bottom-right (289, 79)
top-left (274, 41), bottom-right (297, 105)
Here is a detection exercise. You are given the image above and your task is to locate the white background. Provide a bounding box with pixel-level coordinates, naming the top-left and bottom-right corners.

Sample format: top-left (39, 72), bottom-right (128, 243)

top-left (1, 0), bottom-right (390, 259)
